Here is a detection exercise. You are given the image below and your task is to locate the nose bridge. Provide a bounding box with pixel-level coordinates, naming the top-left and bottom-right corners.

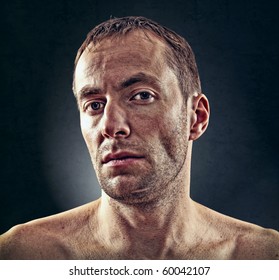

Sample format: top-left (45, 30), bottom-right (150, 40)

top-left (101, 98), bottom-right (130, 138)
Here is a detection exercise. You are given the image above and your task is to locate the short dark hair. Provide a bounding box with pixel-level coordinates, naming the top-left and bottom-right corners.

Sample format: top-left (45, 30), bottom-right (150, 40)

top-left (73, 16), bottom-right (201, 99)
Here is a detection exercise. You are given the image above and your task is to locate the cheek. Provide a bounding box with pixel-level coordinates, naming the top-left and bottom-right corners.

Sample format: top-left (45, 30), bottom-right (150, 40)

top-left (133, 110), bottom-right (164, 137)
top-left (157, 108), bottom-right (188, 159)
top-left (80, 116), bottom-right (99, 153)
top-left (80, 123), bottom-right (101, 172)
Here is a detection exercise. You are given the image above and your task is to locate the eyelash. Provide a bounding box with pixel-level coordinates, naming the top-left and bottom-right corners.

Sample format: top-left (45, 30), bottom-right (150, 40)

top-left (84, 90), bottom-right (155, 114)
top-left (84, 101), bottom-right (105, 114)
top-left (131, 91), bottom-right (154, 101)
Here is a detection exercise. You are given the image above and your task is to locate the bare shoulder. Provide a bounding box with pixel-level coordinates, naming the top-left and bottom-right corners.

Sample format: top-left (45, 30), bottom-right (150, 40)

top-left (232, 224), bottom-right (279, 259)
top-left (0, 221), bottom-right (65, 259)
top-left (0, 201), bottom-right (99, 259)
top-left (220, 214), bottom-right (279, 259)
top-left (195, 202), bottom-right (279, 259)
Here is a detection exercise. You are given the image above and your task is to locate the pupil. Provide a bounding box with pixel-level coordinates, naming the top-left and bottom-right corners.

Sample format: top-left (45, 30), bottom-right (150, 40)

top-left (91, 102), bottom-right (100, 110)
top-left (141, 92), bottom-right (150, 99)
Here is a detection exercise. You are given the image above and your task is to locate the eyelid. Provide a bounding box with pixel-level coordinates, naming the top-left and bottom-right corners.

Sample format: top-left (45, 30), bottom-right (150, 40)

top-left (83, 99), bottom-right (106, 114)
top-left (130, 89), bottom-right (156, 100)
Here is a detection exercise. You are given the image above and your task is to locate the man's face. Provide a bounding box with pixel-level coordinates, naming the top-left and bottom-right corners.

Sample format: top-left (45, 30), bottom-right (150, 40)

top-left (74, 31), bottom-right (191, 205)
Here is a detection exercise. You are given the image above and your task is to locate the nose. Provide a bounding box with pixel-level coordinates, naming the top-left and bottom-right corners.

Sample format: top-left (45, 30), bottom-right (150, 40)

top-left (101, 101), bottom-right (130, 139)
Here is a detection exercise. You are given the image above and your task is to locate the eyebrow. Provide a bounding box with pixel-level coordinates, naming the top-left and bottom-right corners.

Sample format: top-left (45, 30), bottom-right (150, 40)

top-left (77, 72), bottom-right (161, 101)
top-left (119, 72), bottom-right (160, 90)
top-left (77, 86), bottom-right (101, 102)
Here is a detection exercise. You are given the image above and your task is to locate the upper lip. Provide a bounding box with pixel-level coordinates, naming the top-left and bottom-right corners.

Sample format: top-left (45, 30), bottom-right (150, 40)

top-left (102, 151), bottom-right (144, 164)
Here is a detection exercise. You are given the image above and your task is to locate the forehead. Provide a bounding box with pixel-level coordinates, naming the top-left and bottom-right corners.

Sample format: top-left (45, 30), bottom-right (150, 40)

top-left (74, 30), bottom-right (170, 92)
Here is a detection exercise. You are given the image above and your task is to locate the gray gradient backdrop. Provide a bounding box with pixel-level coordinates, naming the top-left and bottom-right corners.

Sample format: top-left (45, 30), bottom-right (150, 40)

top-left (1, 0), bottom-right (278, 234)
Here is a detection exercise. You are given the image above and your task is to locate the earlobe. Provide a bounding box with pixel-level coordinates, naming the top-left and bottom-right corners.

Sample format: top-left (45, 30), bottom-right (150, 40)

top-left (189, 94), bottom-right (210, 141)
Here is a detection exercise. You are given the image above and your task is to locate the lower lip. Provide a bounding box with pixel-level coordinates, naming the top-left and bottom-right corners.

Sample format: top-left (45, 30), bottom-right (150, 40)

top-left (105, 157), bottom-right (144, 167)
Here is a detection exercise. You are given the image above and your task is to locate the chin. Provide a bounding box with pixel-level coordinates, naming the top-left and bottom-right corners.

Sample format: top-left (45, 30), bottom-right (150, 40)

top-left (102, 186), bottom-right (167, 210)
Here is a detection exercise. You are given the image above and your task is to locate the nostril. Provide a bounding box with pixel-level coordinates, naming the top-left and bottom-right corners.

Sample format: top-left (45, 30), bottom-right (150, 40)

top-left (115, 130), bottom-right (126, 136)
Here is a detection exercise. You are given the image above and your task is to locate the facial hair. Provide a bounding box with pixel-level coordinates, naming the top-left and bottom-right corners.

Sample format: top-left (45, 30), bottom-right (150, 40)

top-left (90, 110), bottom-right (189, 207)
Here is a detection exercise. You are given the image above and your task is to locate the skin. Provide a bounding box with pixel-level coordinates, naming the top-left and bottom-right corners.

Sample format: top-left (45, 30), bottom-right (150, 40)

top-left (0, 30), bottom-right (279, 259)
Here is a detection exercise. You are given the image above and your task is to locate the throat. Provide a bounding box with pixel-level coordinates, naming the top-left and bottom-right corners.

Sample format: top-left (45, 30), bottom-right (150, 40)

top-left (96, 194), bottom-right (197, 258)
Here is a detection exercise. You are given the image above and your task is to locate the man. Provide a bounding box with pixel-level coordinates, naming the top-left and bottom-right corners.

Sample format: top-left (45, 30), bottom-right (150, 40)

top-left (0, 16), bottom-right (278, 259)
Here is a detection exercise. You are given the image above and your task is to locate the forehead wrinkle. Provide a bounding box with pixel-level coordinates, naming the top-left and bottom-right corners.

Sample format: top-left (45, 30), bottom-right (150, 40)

top-left (83, 32), bottom-right (165, 70)
top-left (117, 72), bottom-right (162, 91)
top-left (82, 54), bottom-right (161, 91)
top-left (83, 59), bottom-right (104, 80)
top-left (75, 31), bottom-right (173, 96)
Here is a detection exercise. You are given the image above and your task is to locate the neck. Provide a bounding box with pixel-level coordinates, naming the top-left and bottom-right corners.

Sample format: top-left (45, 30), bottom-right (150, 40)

top-left (101, 186), bottom-right (192, 228)
top-left (95, 159), bottom-right (200, 258)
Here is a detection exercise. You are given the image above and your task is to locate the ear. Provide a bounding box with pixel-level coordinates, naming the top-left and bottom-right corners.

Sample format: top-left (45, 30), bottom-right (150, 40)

top-left (189, 93), bottom-right (210, 141)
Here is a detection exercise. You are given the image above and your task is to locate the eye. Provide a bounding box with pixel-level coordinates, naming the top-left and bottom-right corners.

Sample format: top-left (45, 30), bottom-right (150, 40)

top-left (84, 101), bottom-right (105, 114)
top-left (91, 102), bottom-right (102, 110)
top-left (131, 91), bottom-right (155, 103)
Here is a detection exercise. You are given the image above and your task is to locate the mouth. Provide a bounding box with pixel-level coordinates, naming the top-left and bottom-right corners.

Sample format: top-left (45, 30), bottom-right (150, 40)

top-left (102, 152), bottom-right (145, 167)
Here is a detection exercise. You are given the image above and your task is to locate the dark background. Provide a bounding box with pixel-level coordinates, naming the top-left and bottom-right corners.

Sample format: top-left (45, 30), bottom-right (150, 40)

top-left (1, 0), bottom-right (278, 234)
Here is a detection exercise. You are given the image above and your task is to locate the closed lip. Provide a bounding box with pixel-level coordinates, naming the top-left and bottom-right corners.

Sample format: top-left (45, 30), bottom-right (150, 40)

top-left (102, 151), bottom-right (144, 164)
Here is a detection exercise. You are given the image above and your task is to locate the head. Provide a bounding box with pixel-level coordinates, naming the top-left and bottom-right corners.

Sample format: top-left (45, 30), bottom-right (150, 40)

top-left (73, 16), bottom-right (209, 207)
top-left (73, 16), bottom-right (201, 100)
